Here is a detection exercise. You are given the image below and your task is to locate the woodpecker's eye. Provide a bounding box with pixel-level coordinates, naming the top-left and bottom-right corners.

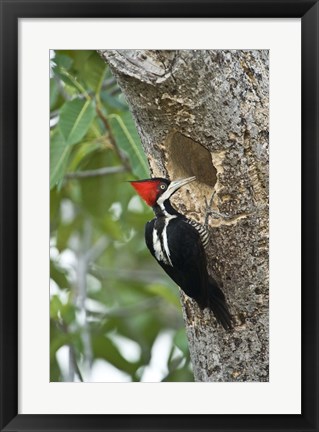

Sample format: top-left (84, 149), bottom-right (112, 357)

top-left (159, 183), bottom-right (167, 190)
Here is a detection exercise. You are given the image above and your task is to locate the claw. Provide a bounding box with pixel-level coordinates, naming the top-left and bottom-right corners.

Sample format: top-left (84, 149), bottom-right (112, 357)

top-left (204, 191), bottom-right (232, 228)
top-left (204, 191), bottom-right (216, 227)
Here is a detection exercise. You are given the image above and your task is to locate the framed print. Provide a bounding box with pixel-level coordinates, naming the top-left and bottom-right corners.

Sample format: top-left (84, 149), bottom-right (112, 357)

top-left (0, 0), bottom-right (318, 431)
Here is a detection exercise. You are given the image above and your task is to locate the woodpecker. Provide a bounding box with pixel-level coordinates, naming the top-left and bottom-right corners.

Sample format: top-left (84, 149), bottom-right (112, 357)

top-left (130, 176), bottom-right (233, 330)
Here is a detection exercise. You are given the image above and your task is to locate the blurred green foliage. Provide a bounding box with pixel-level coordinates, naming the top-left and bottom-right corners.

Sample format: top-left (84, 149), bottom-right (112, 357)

top-left (50, 50), bottom-right (193, 382)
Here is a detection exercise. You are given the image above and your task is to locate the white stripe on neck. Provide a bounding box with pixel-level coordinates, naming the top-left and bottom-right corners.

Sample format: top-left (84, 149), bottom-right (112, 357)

top-left (156, 188), bottom-right (173, 213)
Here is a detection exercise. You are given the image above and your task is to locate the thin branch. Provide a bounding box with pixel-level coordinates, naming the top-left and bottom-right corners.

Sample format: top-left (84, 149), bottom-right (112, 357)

top-left (107, 297), bottom-right (162, 318)
top-left (68, 344), bottom-right (84, 382)
top-left (96, 104), bottom-right (132, 172)
top-left (85, 236), bottom-right (108, 263)
top-left (95, 297), bottom-right (162, 319)
top-left (75, 224), bottom-right (108, 381)
top-left (76, 220), bottom-right (94, 379)
top-left (65, 165), bottom-right (126, 179)
top-left (57, 321), bottom-right (84, 382)
top-left (89, 264), bottom-right (166, 284)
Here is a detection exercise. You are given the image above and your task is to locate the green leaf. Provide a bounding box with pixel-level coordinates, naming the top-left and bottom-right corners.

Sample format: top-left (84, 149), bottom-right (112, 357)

top-left (108, 112), bottom-right (149, 178)
top-left (101, 90), bottom-right (128, 111)
top-left (56, 223), bottom-right (74, 252)
top-left (61, 302), bottom-right (76, 325)
top-left (50, 321), bottom-right (65, 381)
top-left (92, 335), bottom-right (138, 376)
top-left (54, 68), bottom-right (83, 93)
top-left (162, 368), bottom-right (194, 382)
top-left (56, 215), bottom-right (83, 251)
top-left (148, 283), bottom-right (180, 308)
top-left (59, 98), bottom-right (95, 146)
top-left (66, 50), bottom-right (92, 70)
top-left (50, 129), bottom-right (71, 189)
top-left (97, 214), bottom-right (122, 240)
top-left (50, 355), bottom-right (62, 382)
top-left (50, 187), bottom-right (61, 229)
top-left (50, 261), bottom-right (69, 289)
top-left (50, 327), bottom-right (73, 362)
top-left (54, 52), bottom-right (74, 71)
top-left (68, 140), bottom-right (104, 172)
top-left (168, 354), bottom-right (184, 373)
top-left (80, 52), bottom-right (107, 94)
top-left (50, 79), bottom-right (60, 110)
top-left (79, 150), bottom-right (119, 218)
top-left (50, 295), bottom-right (75, 326)
top-left (50, 295), bottom-right (63, 320)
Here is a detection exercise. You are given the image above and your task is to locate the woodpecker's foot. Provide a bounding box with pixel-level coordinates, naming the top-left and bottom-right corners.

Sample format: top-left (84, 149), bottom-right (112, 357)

top-left (204, 192), bottom-right (215, 228)
top-left (204, 192), bottom-right (232, 228)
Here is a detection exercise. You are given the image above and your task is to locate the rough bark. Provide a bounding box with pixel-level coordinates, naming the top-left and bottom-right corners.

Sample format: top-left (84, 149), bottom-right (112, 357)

top-left (100, 50), bottom-right (269, 382)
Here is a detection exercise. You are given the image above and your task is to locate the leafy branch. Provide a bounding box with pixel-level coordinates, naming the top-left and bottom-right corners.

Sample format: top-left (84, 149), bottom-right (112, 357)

top-left (65, 165), bottom-right (126, 179)
top-left (96, 104), bottom-right (132, 173)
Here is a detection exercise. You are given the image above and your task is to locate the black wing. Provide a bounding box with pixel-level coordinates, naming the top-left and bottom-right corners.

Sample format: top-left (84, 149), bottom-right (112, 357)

top-left (145, 218), bottom-right (233, 330)
top-left (145, 218), bottom-right (208, 308)
top-left (145, 219), bottom-right (156, 254)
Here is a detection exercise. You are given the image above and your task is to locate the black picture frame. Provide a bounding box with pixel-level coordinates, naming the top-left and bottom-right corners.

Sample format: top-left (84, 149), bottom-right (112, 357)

top-left (0, 1), bottom-right (318, 431)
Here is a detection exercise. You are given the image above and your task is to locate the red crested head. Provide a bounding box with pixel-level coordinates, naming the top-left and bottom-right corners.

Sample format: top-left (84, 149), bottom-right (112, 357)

top-left (129, 176), bottom-right (196, 208)
top-left (129, 178), bottom-right (164, 207)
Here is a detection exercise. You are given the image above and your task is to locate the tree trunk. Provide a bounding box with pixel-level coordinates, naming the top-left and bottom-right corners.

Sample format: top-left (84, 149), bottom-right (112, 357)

top-left (100, 50), bottom-right (269, 382)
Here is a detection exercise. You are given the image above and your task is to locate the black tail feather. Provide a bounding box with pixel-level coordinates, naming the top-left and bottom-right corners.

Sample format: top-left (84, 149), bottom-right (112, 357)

top-left (207, 278), bottom-right (233, 331)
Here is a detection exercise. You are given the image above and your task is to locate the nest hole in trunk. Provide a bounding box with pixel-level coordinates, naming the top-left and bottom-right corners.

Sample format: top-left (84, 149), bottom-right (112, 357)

top-left (165, 131), bottom-right (217, 188)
